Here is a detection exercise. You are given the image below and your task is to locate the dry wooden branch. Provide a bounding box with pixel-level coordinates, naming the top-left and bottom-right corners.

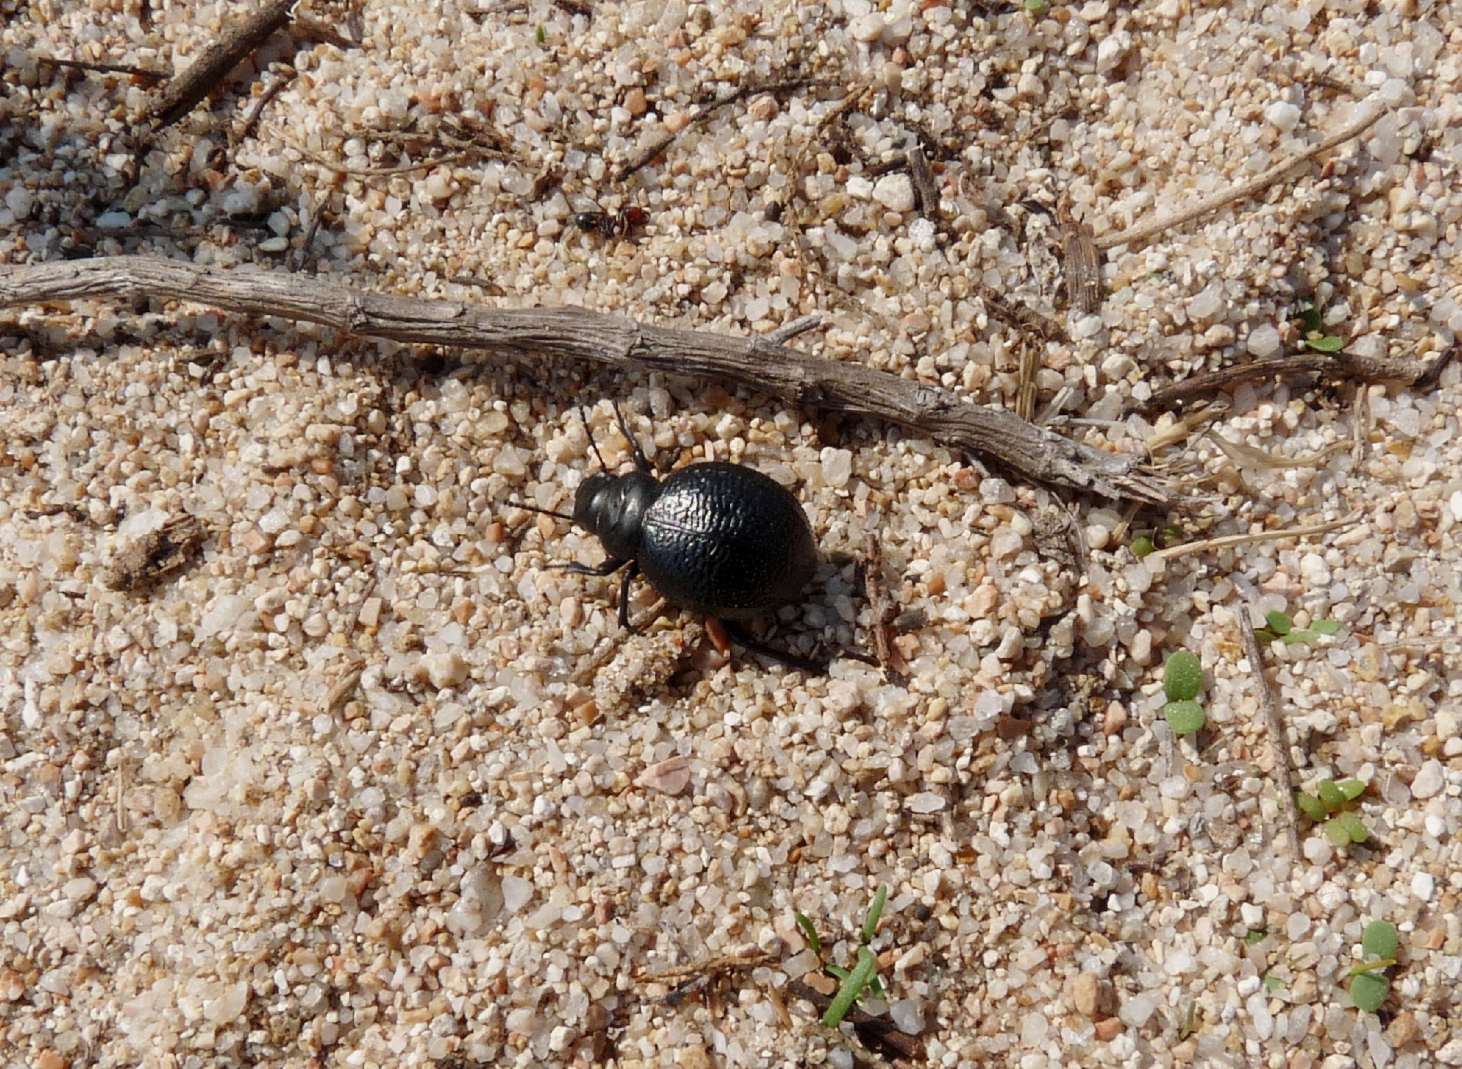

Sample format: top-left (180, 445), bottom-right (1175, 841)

top-left (1137, 346), bottom-right (1438, 414)
top-left (1236, 608), bottom-right (1303, 858)
top-left (0, 256), bottom-right (1172, 505)
top-left (1096, 99), bottom-right (1386, 251)
top-left (148, 0), bottom-right (296, 130)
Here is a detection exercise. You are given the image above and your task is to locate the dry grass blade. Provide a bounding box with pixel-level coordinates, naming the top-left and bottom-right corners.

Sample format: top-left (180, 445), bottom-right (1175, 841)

top-left (1058, 201), bottom-right (1102, 312)
top-left (1235, 607), bottom-right (1303, 857)
top-left (1147, 513), bottom-right (1359, 564)
top-left (1206, 433), bottom-right (1347, 471)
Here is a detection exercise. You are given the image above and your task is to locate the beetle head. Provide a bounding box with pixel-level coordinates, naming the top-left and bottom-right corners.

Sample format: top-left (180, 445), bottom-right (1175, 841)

top-left (573, 470), bottom-right (661, 561)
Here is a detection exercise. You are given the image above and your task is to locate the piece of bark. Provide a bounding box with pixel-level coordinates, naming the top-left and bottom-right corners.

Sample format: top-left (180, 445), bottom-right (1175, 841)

top-left (148, 0), bottom-right (297, 130)
top-left (0, 256), bottom-right (1172, 505)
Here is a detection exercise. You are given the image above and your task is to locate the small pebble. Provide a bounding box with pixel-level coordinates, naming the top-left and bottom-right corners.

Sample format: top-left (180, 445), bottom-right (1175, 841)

top-left (1410, 759), bottom-right (1444, 799)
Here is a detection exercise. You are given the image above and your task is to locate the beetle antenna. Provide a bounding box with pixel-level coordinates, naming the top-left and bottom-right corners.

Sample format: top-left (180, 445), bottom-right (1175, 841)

top-left (580, 406), bottom-right (609, 471)
top-left (611, 400), bottom-right (653, 475)
top-left (506, 500), bottom-right (575, 522)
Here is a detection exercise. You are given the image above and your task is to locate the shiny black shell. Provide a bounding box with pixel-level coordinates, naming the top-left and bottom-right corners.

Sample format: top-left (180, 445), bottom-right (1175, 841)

top-left (637, 462), bottom-right (817, 619)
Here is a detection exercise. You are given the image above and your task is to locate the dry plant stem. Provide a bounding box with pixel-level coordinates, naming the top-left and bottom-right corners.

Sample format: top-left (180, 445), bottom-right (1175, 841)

top-left (1137, 348), bottom-right (1434, 414)
top-left (0, 256), bottom-right (1172, 505)
top-left (148, 0), bottom-right (296, 129)
top-left (1147, 514), bottom-right (1358, 564)
top-left (37, 55), bottom-right (170, 83)
top-left (1236, 608), bottom-right (1304, 858)
top-left (232, 67), bottom-right (296, 146)
top-left (1096, 99), bottom-right (1386, 251)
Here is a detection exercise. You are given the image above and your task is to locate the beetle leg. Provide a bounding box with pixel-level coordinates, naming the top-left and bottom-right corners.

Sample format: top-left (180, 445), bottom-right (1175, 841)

top-left (617, 561), bottom-right (641, 631)
top-left (548, 557), bottom-right (627, 577)
top-left (611, 400), bottom-right (654, 475)
top-left (720, 620), bottom-right (829, 674)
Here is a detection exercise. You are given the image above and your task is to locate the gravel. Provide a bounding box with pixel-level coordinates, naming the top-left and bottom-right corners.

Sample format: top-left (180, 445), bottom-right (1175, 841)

top-left (2, 0), bottom-right (1460, 1067)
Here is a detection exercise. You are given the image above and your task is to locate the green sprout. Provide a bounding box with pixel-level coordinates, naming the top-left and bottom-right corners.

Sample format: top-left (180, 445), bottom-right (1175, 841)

top-left (1349, 921), bottom-right (1398, 1012)
top-left (1295, 777), bottom-right (1369, 847)
top-left (1023, 0), bottom-right (1050, 14)
top-left (1131, 534), bottom-right (1155, 559)
top-left (796, 886), bottom-right (891, 1028)
top-left (1254, 610), bottom-right (1344, 646)
top-left (1298, 302), bottom-right (1345, 353)
top-left (1162, 651), bottom-right (1206, 737)
top-left (535, 24), bottom-right (546, 45)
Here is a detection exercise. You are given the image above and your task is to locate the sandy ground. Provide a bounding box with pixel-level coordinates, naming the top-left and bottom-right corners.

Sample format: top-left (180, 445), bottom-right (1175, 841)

top-left (1, 0), bottom-right (1460, 1067)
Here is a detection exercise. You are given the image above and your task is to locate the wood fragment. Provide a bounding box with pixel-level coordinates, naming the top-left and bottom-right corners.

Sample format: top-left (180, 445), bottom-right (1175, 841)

top-left (37, 55), bottom-right (170, 84)
top-left (860, 532), bottom-right (908, 684)
top-left (1146, 513), bottom-right (1358, 564)
top-left (102, 514), bottom-right (206, 591)
top-left (1236, 607), bottom-right (1304, 858)
top-left (1097, 99), bottom-right (1387, 251)
top-left (1057, 200), bottom-right (1102, 313)
top-left (1137, 347), bottom-right (1434, 415)
top-left (972, 284), bottom-right (1062, 342)
top-left (232, 67), bottom-right (296, 146)
top-left (1016, 338), bottom-right (1040, 423)
top-left (766, 313), bottom-right (824, 346)
top-left (0, 256), bottom-right (1173, 505)
top-left (323, 662), bottom-right (365, 717)
top-left (634, 949), bottom-right (771, 987)
top-left (906, 143), bottom-right (941, 220)
top-left (147, 0), bottom-right (296, 130)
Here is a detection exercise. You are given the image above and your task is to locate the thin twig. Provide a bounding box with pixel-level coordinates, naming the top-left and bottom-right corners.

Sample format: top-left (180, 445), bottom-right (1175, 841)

top-left (232, 67), bottom-right (296, 146)
top-left (1236, 607), bottom-right (1304, 857)
top-left (37, 55), bottom-right (170, 84)
top-left (284, 138), bottom-right (470, 176)
top-left (0, 256), bottom-right (1173, 504)
top-left (906, 143), bottom-right (941, 221)
top-left (767, 314), bottom-right (825, 346)
top-left (1096, 99), bottom-right (1386, 251)
top-left (1147, 513), bottom-right (1359, 564)
top-left (616, 77), bottom-right (835, 180)
top-left (148, 0), bottom-right (297, 130)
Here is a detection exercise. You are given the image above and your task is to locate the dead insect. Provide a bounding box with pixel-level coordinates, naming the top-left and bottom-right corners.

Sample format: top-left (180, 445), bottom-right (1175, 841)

top-left (572, 199), bottom-right (649, 239)
top-left (102, 514), bottom-right (206, 591)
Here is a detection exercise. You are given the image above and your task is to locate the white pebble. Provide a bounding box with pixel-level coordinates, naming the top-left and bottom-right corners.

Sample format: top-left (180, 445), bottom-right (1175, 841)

top-left (1410, 759), bottom-right (1444, 799)
top-left (1246, 324), bottom-right (1281, 357)
top-left (890, 998), bottom-right (925, 1034)
top-left (1265, 100), bottom-right (1302, 133)
top-left (872, 173), bottom-right (916, 213)
top-left (635, 756), bottom-right (691, 796)
top-left (1299, 552), bottom-right (1331, 587)
top-left (850, 13), bottom-right (885, 42)
top-left (502, 875), bottom-right (533, 914)
top-left (908, 792), bottom-right (945, 813)
top-left (1411, 871), bottom-right (1435, 902)
top-left (821, 447), bottom-right (853, 488)
top-left (1188, 282), bottom-right (1224, 322)
top-left (423, 650), bottom-right (469, 689)
top-left (1449, 490), bottom-right (1462, 524)
top-left (96, 210), bottom-right (132, 229)
top-left (5, 186), bottom-right (34, 219)
top-left (1119, 994), bottom-right (1155, 1028)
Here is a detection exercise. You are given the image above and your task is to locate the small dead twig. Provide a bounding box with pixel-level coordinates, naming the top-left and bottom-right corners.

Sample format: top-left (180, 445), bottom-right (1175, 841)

top-left (1137, 347), bottom-right (1439, 415)
top-left (906, 143), bottom-right (941, 221)
top-left (1097, 99), bottom-right (1386, 250)
top-left (0, 256), bottom-right (1174, 505)
top-left (37, 55), bottom-right (170, 84)
top-left (767, 314), bottom-right (825, 346)
top-left (972, 284), bottom-right (1062, 342)
top-left (617, 77), bottom-right (835, 180)
top-left (148, 0), bottom-right (297, 130)
top-left (860, 532), bottom-right (908, 684)
top-left (1146, 513), bottom-right (1358, 565)
top-left (232, 67), bottom-right (296, 146)
top-left (1236, 608), bottom-right (1303, 857)
top-left (1015, 338), bottom-right (1040, 423)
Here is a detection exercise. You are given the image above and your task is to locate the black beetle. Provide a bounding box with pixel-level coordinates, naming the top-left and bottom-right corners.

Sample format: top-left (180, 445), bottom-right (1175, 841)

top-left (518, 405), bottom-right (822, 668)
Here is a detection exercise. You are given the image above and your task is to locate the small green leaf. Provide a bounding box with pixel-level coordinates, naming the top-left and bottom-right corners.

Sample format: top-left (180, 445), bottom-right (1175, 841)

top-left (827, 964), bottom-right (851, 981)
top-left (794, 912), bottom-right (821, 955)
top-left (1323, 817), bottom-right (1352, 847)
top-left (1310, 619), bottom-right (1342, 636)
top-left (1336, 779), bottom-right (1367, 802)
top-left (866, 973), bottom-right (885, 999)
top-left (1362, 920), bottom-right (1399, 960)
top-left (1264, 973), bottom-right (1285, 994)
top-left (1022, 0), bottom-right (1049, 14)
top-left (1131, 535), bottom-right (1155, 558)
top-left (1317, 779), bottom-right (1346, 811)
top-left (1244, 928), bottom-right (1267, 946)
top-left (535, 23), bottom-right (546, 44)
top-left (1164, 699), bottom-right (1206, 737)
top-left (1264, 611), bottom-right (1292, 636)
top-left (1331, 811), bottom-right (1369, 843)
top-left (1160, 525), bottom-right (1184, 547)
top-left (1255, 628), bottom-right (1280, 643)
top-left (861, 885), bottom-right (888, 944)
top-left (1296, 791), bottom-right (1328, 821)
top-left (822, 947), bottom-right (878, 1027)
top-left (1281, 630), bottom-right (1318, 645)
top-left (1163, 651), bottom-right (1204, 702)
top-left (1305, 333), bottom-right (1345, 353)
top-left (1350, 972), bottom-right (1389, 1013)
top-left (1348, 958), bottom-right (1396, 977)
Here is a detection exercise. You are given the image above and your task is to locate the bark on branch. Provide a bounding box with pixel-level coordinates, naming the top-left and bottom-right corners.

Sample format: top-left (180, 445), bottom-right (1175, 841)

top-left (0, 256), bottom-right (1172, 505)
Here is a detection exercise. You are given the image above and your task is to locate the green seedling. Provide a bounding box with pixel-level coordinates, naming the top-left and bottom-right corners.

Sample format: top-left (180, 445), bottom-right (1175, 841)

top-left (1255, 610), bottom-right (1344, 646)
top-left (796, 886), bottom-right (892, 1028)
top-left (1295, 777), bottom-right (1370, 847)
top-left (1298, 302), bottom-right (1345, 353)
top-left (1131, 534), bottom-right (1155, 559)
top-left (1349, 921), bottom-right (1398, 1012)
top-left (1162, 651), bottom-right (1207, 737)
